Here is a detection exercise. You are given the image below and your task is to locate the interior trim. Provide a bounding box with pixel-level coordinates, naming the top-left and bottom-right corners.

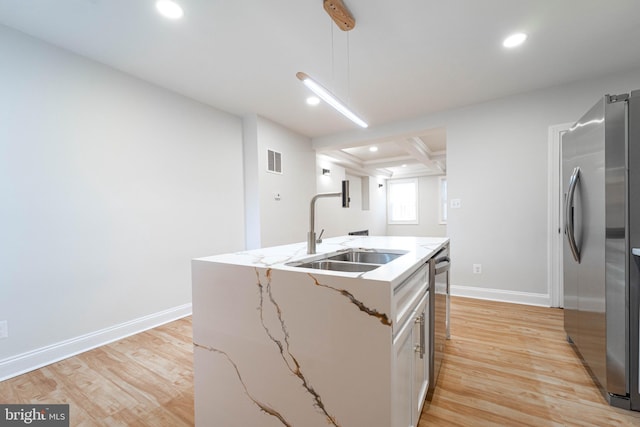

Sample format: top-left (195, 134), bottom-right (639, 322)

top-left (451, 285), bottom-right (550, 307)
top-left (0, 303), bottom-right (192, 382)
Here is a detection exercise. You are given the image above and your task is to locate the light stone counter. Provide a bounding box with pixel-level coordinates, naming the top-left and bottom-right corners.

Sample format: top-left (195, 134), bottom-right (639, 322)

top-left (192, 235), bottom-right (449, 426)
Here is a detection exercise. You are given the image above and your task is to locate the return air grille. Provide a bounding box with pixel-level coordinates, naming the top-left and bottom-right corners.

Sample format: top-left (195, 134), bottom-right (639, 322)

top-left (267, 149), bottom-right (282, 174)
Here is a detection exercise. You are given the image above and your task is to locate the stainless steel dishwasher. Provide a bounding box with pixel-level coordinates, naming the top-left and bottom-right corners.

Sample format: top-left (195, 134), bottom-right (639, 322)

top-left (427, 243), bottom-right (450, 399)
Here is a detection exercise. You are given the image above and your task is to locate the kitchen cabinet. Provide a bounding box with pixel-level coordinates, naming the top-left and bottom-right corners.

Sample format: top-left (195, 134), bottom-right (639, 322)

top-left (393, 263), bottom-right (430, 427)
top-left (393, 315), bottom-right (413, 427)
top-left (192, 235), bottom-right (448, 426)
top-left (413, 292), bottom-right (429, 417)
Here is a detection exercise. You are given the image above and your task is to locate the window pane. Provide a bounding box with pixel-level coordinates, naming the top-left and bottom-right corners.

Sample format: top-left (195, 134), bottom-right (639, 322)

top-left (388, 179), bottom-right (418, 224)
top-left (439, 177), bottom-right (447, 224)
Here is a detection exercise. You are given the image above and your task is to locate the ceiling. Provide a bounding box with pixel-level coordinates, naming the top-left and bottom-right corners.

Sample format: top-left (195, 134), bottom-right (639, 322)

top-left (327, 127), bottom-right (446, 178)
top-left (2, 0), bottom-right (640, 177)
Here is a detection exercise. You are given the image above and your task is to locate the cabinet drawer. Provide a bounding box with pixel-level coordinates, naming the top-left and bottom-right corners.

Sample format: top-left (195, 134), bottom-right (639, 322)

top-left (393, 263), bottom-right (428, 336)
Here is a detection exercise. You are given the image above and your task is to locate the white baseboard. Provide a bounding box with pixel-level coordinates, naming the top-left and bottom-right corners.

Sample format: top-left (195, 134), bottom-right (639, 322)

top-left (451, 285), bottom-right (550, 307)
top-left (0, 303), bottom-right (192, 382)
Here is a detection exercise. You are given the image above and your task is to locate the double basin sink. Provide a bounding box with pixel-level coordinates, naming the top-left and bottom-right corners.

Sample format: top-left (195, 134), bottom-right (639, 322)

top-left (286, 248), bottom-right (408, 272)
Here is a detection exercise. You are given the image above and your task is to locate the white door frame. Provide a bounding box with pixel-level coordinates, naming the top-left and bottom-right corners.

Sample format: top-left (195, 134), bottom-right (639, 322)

top-left (547, 122), bottom-right (573, 307)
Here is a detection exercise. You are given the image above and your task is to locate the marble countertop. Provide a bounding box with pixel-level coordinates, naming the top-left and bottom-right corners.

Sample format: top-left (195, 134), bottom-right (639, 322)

top-left (195, 235), bottom-right (449, 284)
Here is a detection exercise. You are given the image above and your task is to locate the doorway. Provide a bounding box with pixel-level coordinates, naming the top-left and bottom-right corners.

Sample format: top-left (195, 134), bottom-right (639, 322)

top-left (548, 122), bottom-right (573, 307)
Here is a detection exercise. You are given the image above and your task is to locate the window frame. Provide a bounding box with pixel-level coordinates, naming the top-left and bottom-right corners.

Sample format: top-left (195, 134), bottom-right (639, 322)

top-left (438, 176), bottom-right (447, 225)
top-left (386, 178), bottom-right (419, 225)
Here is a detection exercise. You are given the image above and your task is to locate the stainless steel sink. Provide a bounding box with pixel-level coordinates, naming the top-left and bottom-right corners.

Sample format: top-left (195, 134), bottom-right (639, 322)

top-left (295, 260), bottom-right (379, 272)
top-left (327, 251), bottom-right (404, 264)
top-left (286, 248), bottom-right (408, 272)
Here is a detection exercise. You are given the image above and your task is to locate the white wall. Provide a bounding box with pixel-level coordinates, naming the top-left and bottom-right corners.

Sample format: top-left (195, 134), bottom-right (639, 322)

top-left (242, 114), bottom-right (261, 250)
top-left (386, 175), bottom-right (447, 237)
top-left (445, 69), bottom-right (640, 304)
top-left (315, 158), bottom-right (387, 237)
top-left (242, 115), bottom-right (316, 248)
top-left (314, 65), bottom-right (640, 306)
top-left (0, 26), bottom-right (245, 373)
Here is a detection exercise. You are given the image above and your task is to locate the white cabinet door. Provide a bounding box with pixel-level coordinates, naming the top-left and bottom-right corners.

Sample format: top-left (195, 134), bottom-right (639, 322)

top-left (393, 262), bottom-right (430, 427)
top-left (413, 292), bottom-right (430, 418)
top-left (393, 315), bottom-right (414, 427)
top-left (394, 290), bottom-right (430, 427)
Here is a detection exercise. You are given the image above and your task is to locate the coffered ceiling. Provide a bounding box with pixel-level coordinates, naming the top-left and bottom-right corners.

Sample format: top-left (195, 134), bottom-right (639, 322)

top-left (321, 128), bottom-right (446, 178)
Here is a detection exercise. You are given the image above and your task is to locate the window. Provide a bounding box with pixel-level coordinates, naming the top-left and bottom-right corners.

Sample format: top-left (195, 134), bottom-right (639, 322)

top-left (439, 176), bottom-right (447, 224)
top-left (387, 178), bottom-right (418, 224)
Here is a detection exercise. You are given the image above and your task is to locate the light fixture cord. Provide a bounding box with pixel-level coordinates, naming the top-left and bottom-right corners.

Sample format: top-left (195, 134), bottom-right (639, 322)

top-left (347, 31), bottom-right (351, 105)
top-left (330, 20), bottom-right (335, 88)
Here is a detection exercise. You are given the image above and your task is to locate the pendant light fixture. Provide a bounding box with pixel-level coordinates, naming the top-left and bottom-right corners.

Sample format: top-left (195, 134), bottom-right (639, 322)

top-left (297, 0), bottom-right (368, 128)
top-left (296, 72), bottom-right (368, 128)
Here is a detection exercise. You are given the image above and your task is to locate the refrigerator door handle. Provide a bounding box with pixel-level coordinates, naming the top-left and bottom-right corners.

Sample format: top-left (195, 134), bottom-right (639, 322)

top-left (565, 166), bottom-right (581, 263)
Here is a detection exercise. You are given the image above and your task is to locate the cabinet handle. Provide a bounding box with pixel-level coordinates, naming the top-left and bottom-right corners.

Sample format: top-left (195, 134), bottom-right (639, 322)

top-left (415, 314), bottom-right (425, 359)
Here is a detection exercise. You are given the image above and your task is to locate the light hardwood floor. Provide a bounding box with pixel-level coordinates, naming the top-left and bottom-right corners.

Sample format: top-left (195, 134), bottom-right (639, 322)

top-left (0, 318), bottom-right (194, 426)
top-left (421, 297), bottom-right (640, 426)
top-left (2, 297), bottom-right (640, 426)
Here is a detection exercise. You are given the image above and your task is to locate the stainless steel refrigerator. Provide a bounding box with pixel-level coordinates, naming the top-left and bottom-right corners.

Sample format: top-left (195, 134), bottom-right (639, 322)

top-left (563, 90), bottom-right (640, 410)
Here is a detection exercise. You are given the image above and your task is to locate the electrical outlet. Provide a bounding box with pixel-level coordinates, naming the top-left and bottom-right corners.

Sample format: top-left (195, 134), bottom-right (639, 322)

top-left (0, 320), bottom-right (8, 339)
top-left (450, 199), bottom-right (462, 209)
top-left (473, 264), bottom-right (482, 274)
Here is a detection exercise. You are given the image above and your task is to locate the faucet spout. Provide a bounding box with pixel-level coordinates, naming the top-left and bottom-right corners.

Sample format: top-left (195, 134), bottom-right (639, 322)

top-left (307, 180), bottom-right (350, 254)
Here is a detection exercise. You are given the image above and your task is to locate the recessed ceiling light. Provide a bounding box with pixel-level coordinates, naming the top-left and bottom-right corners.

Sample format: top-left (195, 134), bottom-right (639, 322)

top-left (402, 164), bottom-right (407, 168)
top-left (156, 0), bottom-right (184, 19)
top-left (369, 146), bottom-right (379, 152)
top-left (306, 96), bottom-right (320, 106)
top-left (503, 32), bottom-right (527, 48)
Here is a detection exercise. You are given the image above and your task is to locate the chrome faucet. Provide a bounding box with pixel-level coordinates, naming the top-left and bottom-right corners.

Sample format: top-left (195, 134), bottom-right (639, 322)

top-left (307, 180), bottom-right (350, 254)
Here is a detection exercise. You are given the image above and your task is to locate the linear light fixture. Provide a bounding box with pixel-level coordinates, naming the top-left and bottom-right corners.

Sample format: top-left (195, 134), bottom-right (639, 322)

top-left (296, 72), bottom-right (368, 128)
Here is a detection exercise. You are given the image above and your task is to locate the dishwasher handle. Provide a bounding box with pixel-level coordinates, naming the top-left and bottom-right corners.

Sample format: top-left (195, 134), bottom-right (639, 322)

top-left (434, 256), bottom-right (450, 275)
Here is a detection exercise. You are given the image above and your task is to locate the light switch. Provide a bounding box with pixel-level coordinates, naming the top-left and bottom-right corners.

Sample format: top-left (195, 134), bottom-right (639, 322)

top-left (273, 193), bottom-right (281, 201)
top-left (450, 199), bottom-right (461, 209)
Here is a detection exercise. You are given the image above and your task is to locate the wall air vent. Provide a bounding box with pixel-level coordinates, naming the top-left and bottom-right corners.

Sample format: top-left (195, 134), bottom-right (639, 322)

top-left (267, 149), bottom-right (282, 174)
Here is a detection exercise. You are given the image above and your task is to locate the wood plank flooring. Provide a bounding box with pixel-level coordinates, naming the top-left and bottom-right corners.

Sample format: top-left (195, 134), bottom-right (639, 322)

top-left (0, 318), bottom-right (194, 426)
top-left (421, 297), bottom-right (640, 426)
top-left (2, 297), bottom-right (640, 426)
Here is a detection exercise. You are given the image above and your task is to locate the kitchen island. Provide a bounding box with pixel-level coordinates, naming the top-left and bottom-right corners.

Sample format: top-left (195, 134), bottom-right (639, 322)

top-left (192, 235), bottom-right (449, 427)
